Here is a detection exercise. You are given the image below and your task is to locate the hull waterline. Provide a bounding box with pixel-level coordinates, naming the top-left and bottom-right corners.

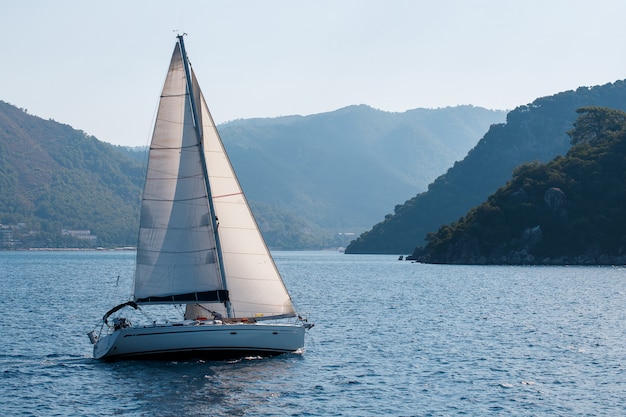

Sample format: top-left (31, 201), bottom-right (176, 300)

top-left (94, 322), bottom-right (305, 360)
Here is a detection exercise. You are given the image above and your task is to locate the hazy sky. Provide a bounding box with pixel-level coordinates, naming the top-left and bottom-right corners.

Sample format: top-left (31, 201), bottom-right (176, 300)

top-left (3, 0), bottom-right (626, 146)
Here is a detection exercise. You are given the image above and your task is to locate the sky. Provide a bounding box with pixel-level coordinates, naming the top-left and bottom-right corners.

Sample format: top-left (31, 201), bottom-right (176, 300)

top-left (2, 0), bottom-right (626, 147)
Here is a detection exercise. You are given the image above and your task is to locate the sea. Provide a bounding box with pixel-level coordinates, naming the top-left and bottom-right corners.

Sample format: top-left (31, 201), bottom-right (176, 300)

top-left (1, 250), bottom-right (625, 416)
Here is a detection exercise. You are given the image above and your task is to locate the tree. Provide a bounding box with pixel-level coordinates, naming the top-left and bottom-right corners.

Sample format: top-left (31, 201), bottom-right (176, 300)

top-left (568, 107), bottom-right (626, 146)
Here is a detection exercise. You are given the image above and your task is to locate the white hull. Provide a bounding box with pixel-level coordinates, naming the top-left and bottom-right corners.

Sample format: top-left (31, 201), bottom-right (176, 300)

top-left (93, 321), bottom-right (305, 360)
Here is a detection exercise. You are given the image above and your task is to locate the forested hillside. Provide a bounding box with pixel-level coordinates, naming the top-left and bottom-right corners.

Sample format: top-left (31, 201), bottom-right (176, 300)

top-left (0, 101), bottom-right (143, 247)
top-left (0, 101), bottom-right (502, 249)
top-left (345, 80), bottom-right (626, 254)
top-left (416, 107), bottom-right (626, 264)
top-left (221, 104), bottom-right (504, 233)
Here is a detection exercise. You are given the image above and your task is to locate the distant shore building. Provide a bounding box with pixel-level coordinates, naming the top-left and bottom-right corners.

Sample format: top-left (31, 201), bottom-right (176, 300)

top-left (61, 229), bottom-right (98, 242)
top-left (0, 224), bottom-right (13, 247)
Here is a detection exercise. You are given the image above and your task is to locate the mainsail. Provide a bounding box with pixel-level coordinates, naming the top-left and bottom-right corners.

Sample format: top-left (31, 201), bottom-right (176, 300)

top-left (134, 37), bottom-right (296, 320)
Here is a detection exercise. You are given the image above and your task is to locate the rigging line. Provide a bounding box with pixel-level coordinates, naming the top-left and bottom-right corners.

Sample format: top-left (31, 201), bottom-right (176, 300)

top-left (144, 170), bottom-right (204, 178)
top-left (150, 143), bottom-right (204, 150)
top-left (144, 173), bottom-right (204, 180)
top-left (139, 223), bottom-right (213, 230)
top-left (137, 248), bottom-right (216, 255)
top-left (193, 304), bottom-right (224, 318)
top-left (144, 177), bottom-right (205, 184)
top-left (213, 192), bottom-right (243, 199)
top-left (142, 195), bottom-right (207, 202)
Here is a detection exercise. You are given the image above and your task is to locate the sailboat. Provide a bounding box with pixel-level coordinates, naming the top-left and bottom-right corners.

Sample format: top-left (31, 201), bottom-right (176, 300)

top-left (89, 35), bottom-right (312, 360)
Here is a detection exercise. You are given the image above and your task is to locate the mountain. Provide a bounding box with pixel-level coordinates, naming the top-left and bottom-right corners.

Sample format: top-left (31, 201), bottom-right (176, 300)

top-left (415, 107), bottom-right (626, 265)
top-left (0, 101), bottom-right (503, 249)
top-left (0, 100), bottom-right (143, 247)
top-left (345, 80), bottom-right (626, 255)
top-left (221, 105), bottom-right (505, 234)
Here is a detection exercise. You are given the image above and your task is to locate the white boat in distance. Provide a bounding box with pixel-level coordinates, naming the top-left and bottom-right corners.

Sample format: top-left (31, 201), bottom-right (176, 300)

top-left (90, 35), bottom-right (312, 360)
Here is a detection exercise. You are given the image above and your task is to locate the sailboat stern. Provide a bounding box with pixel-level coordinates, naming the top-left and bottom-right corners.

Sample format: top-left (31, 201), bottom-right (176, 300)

top-left (93, 330), bottom-right (123, 360)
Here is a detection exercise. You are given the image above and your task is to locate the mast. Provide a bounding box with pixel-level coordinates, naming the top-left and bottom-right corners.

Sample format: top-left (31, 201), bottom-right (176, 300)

top-left (177, 35), bottom-right (233, 318)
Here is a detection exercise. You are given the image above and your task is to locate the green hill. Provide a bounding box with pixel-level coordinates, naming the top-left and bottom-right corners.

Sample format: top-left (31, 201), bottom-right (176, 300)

top-left (0, 101), bottom-right (143, 248)
top-left (345, 80), bottom-right (626, 254)
top-left (415, 107), bottom-right (626, 265)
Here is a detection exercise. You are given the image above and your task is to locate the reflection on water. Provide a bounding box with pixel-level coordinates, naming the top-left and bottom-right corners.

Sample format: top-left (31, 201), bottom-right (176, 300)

top-left (94, 355), bottom-right (300, 416)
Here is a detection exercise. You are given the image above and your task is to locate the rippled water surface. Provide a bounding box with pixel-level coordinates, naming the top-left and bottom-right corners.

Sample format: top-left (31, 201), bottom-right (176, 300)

top-left (1, 250), bottom-right (626, 416)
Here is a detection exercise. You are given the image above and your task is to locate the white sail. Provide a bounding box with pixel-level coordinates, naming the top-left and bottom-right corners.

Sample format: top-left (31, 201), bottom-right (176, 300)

top-left (196, 77), bottom-right (296, 319)
top-left (134, 42), bottom-right (225, 303)
top-left (134, 38), bottom-right (295, 318)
